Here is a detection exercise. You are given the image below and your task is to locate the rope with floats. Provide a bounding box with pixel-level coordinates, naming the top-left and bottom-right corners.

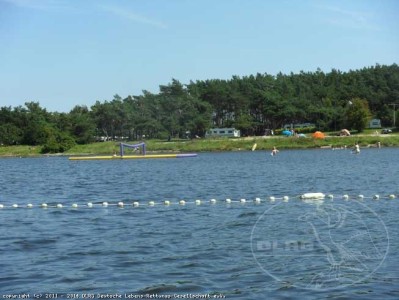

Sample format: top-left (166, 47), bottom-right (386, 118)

top-left (0, 193), bottom-right (397, 210)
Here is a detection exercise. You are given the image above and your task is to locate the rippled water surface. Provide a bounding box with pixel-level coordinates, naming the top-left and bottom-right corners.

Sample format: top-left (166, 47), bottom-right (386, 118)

top-left (0, 149), bottom-right (398, 299)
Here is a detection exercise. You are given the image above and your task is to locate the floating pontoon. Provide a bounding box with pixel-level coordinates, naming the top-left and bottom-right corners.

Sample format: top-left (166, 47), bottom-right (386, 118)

top-left (69, 142), bottom-right (197, 160)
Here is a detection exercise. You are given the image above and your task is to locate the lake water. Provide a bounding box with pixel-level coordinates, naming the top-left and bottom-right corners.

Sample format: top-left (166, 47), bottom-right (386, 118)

top-left (0, 148), bottom-right (398, 299)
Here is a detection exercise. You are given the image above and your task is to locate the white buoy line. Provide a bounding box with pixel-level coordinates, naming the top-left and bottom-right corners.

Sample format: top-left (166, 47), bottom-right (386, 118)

top-left (0, 193), bottom-right (397, 210)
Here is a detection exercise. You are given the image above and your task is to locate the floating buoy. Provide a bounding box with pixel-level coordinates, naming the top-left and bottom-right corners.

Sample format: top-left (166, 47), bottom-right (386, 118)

top-left (300, 193), bottom-right (325, 199)
top-left (0, 193), bottom-right (396, 211)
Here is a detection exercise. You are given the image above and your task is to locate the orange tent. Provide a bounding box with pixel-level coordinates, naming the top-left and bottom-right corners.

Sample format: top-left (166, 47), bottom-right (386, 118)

top-left (312, 131), bottom-right (325, 139)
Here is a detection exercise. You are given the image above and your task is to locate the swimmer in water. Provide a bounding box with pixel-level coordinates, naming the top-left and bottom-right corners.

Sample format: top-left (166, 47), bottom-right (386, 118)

top-left (271, 146), bottom-right (279, 156)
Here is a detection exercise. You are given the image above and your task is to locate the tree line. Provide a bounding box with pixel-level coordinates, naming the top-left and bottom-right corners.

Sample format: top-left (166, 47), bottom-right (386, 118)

top-left (0, 64), bottom-right (398, 153)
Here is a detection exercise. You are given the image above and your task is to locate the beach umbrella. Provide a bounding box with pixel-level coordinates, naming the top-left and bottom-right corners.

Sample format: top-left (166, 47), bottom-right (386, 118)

top-left (282, 130), bottom-right (292, 136)
top-left (312, 131), bottom-right (325, 139)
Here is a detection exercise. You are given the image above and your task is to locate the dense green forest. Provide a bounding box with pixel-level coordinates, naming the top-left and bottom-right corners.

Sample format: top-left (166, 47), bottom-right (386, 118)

top-left (1, 64), bottom-right (398, 153)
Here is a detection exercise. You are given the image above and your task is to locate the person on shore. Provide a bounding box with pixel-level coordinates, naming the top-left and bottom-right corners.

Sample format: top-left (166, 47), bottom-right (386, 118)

top-left (271, 146), bottom-right (279, 156)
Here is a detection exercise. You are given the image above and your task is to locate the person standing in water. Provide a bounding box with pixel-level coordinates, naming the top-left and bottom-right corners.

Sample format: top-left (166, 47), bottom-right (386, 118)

top-left (353, 143), bottom-right (360, 154)
top-left (271, 146), bottom-right (279, 156)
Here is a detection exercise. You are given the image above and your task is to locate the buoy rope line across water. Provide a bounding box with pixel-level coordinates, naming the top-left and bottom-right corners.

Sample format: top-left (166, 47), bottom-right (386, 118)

top-left (0, 193), bottom-right (397, 210)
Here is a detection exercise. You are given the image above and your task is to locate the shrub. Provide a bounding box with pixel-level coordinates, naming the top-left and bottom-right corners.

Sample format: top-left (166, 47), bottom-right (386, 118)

top-left (41, 132), bottom-right (76, 154)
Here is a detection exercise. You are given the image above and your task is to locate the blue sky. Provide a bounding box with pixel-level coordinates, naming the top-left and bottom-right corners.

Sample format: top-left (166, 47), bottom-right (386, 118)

top-left (1, 0), bottom-right (398, 112)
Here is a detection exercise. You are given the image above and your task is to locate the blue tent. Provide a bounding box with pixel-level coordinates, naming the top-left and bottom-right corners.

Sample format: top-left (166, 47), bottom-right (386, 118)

top-left (282, 130), bottom-right (292, 136)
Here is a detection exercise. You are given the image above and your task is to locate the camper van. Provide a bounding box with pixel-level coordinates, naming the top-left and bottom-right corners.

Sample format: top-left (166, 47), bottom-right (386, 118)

top-left (205, 128), bottom-right (241, 138)
top-left (283, 123), bottom-right (315, 129)
top-left (368, 119), bottom-right (381, 129)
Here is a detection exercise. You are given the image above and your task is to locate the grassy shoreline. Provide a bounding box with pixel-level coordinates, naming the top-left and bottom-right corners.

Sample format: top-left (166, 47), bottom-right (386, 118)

top-left (1, 134), bottom-right (399, 157)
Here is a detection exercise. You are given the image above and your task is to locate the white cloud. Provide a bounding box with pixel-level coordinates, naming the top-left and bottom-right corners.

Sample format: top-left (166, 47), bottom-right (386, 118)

top-left (1, 0), bottom-right (67, 11)
top-left (98, 5), bottom-right (167, 29)
top-left (320, 5), bottom-right (378, 31)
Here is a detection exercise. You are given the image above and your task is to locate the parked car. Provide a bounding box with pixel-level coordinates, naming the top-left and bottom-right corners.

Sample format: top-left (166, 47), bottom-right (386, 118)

top-left (381, 128), bottom-right (392, 134)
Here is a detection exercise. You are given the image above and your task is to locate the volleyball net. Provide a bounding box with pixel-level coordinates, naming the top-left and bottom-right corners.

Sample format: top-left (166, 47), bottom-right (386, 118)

top-left (119, 142), bottom-right (146, 156)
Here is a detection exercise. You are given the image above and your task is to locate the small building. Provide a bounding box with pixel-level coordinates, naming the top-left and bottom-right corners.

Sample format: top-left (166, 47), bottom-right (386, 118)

top-left (205, 128), bottom-right (241, 138)
top-left (368, 119), bottom-right (381, 129)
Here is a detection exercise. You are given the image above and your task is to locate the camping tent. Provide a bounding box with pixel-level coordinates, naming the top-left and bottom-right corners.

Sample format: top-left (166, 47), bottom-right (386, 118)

top-left (282, 130), bottom-right (292, 136)
top-left (312, 131), bottom-right (325, 139)
top-left (340, 129), bottom-right (350, 136)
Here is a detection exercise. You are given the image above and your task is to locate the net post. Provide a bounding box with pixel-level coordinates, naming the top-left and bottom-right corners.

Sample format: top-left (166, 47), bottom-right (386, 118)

top-left (120, 143), bottom-right (124, 157)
